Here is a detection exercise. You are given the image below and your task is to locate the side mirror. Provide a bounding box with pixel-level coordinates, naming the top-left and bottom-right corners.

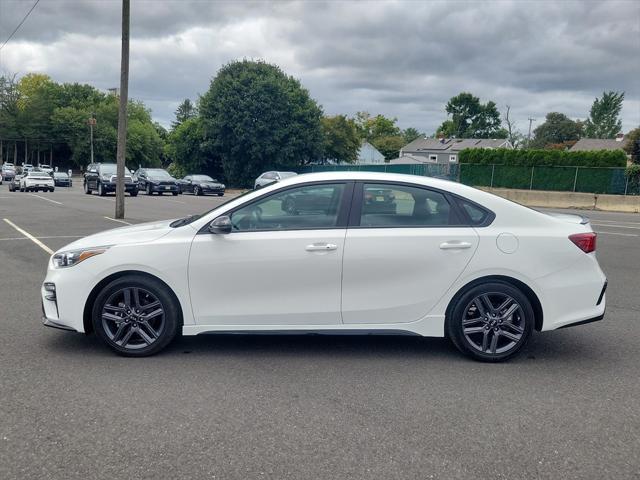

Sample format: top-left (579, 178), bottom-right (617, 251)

top-left (208, 216), bottom-right (232, 235)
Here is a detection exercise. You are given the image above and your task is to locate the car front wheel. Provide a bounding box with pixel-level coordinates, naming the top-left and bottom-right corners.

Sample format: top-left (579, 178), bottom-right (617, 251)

top-left (446, 282), bottom-right (534, 362)
top-left (92, 275), bottom-right (180, 357)
top-left (84, 182), bottom-right (92, 194)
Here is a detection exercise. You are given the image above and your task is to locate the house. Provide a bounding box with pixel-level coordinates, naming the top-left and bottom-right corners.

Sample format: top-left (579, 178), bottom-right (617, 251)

top-left (356, 141), bottom-right (385, 164)
top-left (569, 134), bottom-right (629, 156)
top-left (397, 137), bottom-right (513, 164)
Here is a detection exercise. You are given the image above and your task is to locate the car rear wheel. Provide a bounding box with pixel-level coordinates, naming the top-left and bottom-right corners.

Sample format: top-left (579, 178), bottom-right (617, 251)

top-left (92, 275), bottom-right (180, 357)
top-left (446, 282), bottom-right (533, 362)
top-left (146, 184), bottom-right (153, 195)
top-left (172, 191), bottom-right (178, 196)
top-left (130, 190), bottom-right (138, 197)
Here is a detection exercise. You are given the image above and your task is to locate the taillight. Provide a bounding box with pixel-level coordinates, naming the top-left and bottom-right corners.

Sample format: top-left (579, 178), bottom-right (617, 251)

top-left (569, 232), bottom-right (597, 253)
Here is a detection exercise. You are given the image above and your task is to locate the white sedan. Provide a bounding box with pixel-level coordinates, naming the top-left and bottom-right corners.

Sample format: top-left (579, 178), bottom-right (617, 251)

top-left (41, 172), bottom-right (607, 361)
top-left (20, 170), bottom-right (55, 192)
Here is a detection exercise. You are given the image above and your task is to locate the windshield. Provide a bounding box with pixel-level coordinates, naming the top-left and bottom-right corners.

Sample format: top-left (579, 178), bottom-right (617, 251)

top-left (170, 189), bottom-right (255, 228)
top-left (146, 169), bottom-right (173, 179)
top-left (54, 173), bottom-right (68, 178)
top-left (193, 175), bottom-right (215, 182)
top-left (100, 164), bottom-right (132, 175)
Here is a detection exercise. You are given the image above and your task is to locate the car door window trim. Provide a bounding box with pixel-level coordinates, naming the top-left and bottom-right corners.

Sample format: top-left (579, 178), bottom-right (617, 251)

top-left (198, 180), bottom-right (355, 234)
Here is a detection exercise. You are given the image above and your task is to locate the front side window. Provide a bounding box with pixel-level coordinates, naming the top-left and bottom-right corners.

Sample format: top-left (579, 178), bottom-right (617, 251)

top-left (358, 183), bottom-right (455, 227)
top-left (231, 183), bottom-right (346, 231)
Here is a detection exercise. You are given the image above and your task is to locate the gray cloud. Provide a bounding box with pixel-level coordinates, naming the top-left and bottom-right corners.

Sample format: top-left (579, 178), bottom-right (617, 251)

top-left (1, 0), bottom-right (638, 134)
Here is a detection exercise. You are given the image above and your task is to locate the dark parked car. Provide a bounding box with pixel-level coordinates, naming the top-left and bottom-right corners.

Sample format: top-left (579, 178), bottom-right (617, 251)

top-left (178, 175), bottom-right (225, 196)
top-left (363, 187), bottom-right (396, 214)
top-left (53, 172), bottom-right (72, 187)
top-left (134, 168), bottom-right (180, 195)
top-left (84, 163), bottom-right (138, 196)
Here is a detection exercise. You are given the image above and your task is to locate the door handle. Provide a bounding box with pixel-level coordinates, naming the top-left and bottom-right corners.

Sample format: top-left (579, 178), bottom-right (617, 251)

top-left (305, 243), bottom-right (338, 252)
top-left (439, 241), bottom-right (472, 250)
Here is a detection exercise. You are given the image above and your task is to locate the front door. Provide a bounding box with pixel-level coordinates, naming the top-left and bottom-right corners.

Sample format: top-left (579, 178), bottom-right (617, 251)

top-left (341, 182), bottom-right (479, 324)
top-left (188, 182), bottom-right (353, 326)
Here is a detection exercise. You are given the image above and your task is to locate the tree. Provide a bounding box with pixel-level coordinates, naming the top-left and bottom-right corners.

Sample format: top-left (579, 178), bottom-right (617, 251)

top-left (321, 115), bottom-right (360, 163)
top-left (437, 92), bottom-right (505, 138)
top-left (171, 98), bottom-right (197, 129)
top-left (199, 60), bottom-right (323, 186)
top-left (531, 112), bottom-right (582, 149)
top-left (165, 117), bottom-right (212, 174)
top-left (403, 127), bottom-right (422, 144)
top-left (584, 91), bottom-right (624, 138)
top-left (502, 105), bottom-right (524, 148)
top-left (624, 127), bottom-right (640, 163)
top-left (354, 111), bottom-right (401, 141)
top-left (371, 135), bottom-right (405, 160)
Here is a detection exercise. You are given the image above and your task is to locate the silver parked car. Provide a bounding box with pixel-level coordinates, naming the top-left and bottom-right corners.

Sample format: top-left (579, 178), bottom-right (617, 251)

top-left (254, 171), bottom-right (297, 189)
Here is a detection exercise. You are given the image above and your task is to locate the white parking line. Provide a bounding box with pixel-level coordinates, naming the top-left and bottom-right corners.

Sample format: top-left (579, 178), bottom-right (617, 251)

top-left (589, 219), bottom-right (640, 226)
top-left (0, 235), bottom-right (82, 242)
top-left (597, 230), bottom-right (639, 237)
top-left (2, 218), bottom-right (54, 254)
top-left (592, 223), bottom-right (640, 230)
top-left (104, 216), bottom-right (132, 225)
top-left (28, 193), bottom-right (63, 205)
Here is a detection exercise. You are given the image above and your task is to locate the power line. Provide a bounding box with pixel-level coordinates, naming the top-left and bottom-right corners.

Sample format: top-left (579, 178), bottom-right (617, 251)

top-left (0, 0), bottom-right (41, 52)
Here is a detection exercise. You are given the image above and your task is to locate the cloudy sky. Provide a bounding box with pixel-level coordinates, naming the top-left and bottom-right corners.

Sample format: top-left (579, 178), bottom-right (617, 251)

top-left (1, 0), bottom-right (639, 134)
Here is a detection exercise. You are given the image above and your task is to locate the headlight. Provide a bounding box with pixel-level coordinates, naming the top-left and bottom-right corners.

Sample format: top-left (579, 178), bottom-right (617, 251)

top-left (52, 246), bottom-right (110, 268)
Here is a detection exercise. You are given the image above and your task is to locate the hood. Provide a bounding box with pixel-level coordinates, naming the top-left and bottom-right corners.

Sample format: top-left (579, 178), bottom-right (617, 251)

top-left (56, 219), bottom-right (175, 253)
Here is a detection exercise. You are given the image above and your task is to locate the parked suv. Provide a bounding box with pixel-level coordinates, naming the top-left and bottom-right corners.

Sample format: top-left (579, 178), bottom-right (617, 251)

top-left (84, 163), bottom-right (138, 196)
top-left (134, 168), bottom-right (180, 195)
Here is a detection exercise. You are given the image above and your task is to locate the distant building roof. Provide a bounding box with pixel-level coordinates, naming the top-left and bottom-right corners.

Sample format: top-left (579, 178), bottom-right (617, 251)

top-left (402, 137), bottom-right (512, 153)
top-left (356, 141), bottom-right (385, 164)
top-left (387, 155), bottom-right (434, 164)
top-left (569, 137), bottom-right (629, 152)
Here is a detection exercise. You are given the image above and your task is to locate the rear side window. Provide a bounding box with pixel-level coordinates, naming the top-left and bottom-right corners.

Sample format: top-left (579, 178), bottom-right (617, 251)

top-left (358, 183), bottom-right (455, 227)
top-left (456, 198), bottom-right (493, 226)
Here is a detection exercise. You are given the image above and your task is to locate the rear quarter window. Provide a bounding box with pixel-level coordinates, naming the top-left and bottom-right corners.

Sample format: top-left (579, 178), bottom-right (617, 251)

top-left (456, 198), bottom-right (494, 226)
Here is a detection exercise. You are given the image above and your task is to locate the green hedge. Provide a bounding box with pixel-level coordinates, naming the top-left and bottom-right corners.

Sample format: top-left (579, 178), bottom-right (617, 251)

top-left (459, 148), bottom-right (627, 167)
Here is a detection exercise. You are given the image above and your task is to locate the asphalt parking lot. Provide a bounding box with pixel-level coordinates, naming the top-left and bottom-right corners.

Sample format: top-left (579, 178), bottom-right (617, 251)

top-left (1, 183), bottom-right (639, 479)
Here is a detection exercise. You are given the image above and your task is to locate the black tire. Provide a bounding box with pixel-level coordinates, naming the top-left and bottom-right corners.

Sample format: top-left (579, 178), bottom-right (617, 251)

top-left (92, 275), bottom-right (180, 357)
top-left (446, 281), bottom-right (534, 362)
top-left (50, 188), bottom-right (55, 192)
top-left (172, 191), bottom-right (178, 196)
top-left (218, 193), bottom-right (224, 196)
top-left (147, 184), bottom-right (153, 195)
top-left (130, 190), bottom-right (138, 197)
top-left (98, 182), bottom-right (106, 196)
top-left (194, 186), bottom-right (201, 196)
top-left (84, 181), bottom-right (92, 194)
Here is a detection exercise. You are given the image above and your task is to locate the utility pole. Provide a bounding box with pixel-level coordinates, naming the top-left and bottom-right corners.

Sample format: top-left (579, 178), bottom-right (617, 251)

top-left (527, 117), bottom-right (536, 147)
top-left (88, 114), bottom-right (96, 164)
top-left (115, 0), bottom-right (130, 219)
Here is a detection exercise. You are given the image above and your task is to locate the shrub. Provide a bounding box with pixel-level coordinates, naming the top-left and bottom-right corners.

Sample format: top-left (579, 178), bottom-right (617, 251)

top-left (458, 148), bottom-right (627, 168)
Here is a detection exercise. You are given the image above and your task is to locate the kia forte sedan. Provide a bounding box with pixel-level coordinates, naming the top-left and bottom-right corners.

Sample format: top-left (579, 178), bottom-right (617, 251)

top-left (41, 172), bottom-right (607, 361)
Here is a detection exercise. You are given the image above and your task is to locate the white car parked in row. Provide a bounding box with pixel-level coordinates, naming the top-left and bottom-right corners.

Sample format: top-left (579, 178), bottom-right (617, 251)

top-left (21, 169), bottom-right (55, 192)
top-left (41, 172), bottom-right (607, 361)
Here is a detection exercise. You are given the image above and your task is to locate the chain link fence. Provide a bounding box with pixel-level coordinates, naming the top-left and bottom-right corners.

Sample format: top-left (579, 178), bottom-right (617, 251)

top-left (300, 163), bottom-right (460, 180)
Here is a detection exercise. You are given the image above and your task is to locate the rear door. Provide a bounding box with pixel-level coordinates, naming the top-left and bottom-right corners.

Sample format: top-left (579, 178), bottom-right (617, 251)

top-left (341, 182), bottom-right (479, 324)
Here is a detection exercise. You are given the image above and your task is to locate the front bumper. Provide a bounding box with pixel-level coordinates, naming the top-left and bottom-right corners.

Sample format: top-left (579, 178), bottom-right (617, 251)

top-left (200, 187), bottom-right (225, 194)
top-left (150, 184), bottom-right (180, 193)
top-left (102, 182), bottom-right (137, 192)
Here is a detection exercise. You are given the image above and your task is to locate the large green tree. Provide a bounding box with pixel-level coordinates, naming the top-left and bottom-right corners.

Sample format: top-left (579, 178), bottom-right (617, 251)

top-left (321, 115), bottom-right (360, 163)
top-left (165, 116), bottom-right (213, 175)
top-left (437, 92), bottom-right (506, 138)
top-left (531, 112), bottom-right (583, 149)
top-left (402, 127), bottom-right (423, 144)
top-left (199, 60), bottom-right (323, 186)
top-left (584, 91), bottom-right (624, 138)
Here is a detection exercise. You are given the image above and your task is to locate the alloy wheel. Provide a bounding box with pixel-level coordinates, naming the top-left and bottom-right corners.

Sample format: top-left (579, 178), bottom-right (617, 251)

top-left (461, 293), bottom-right (525, 355)
top-left (101, 287), bottom-right (165, 350)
